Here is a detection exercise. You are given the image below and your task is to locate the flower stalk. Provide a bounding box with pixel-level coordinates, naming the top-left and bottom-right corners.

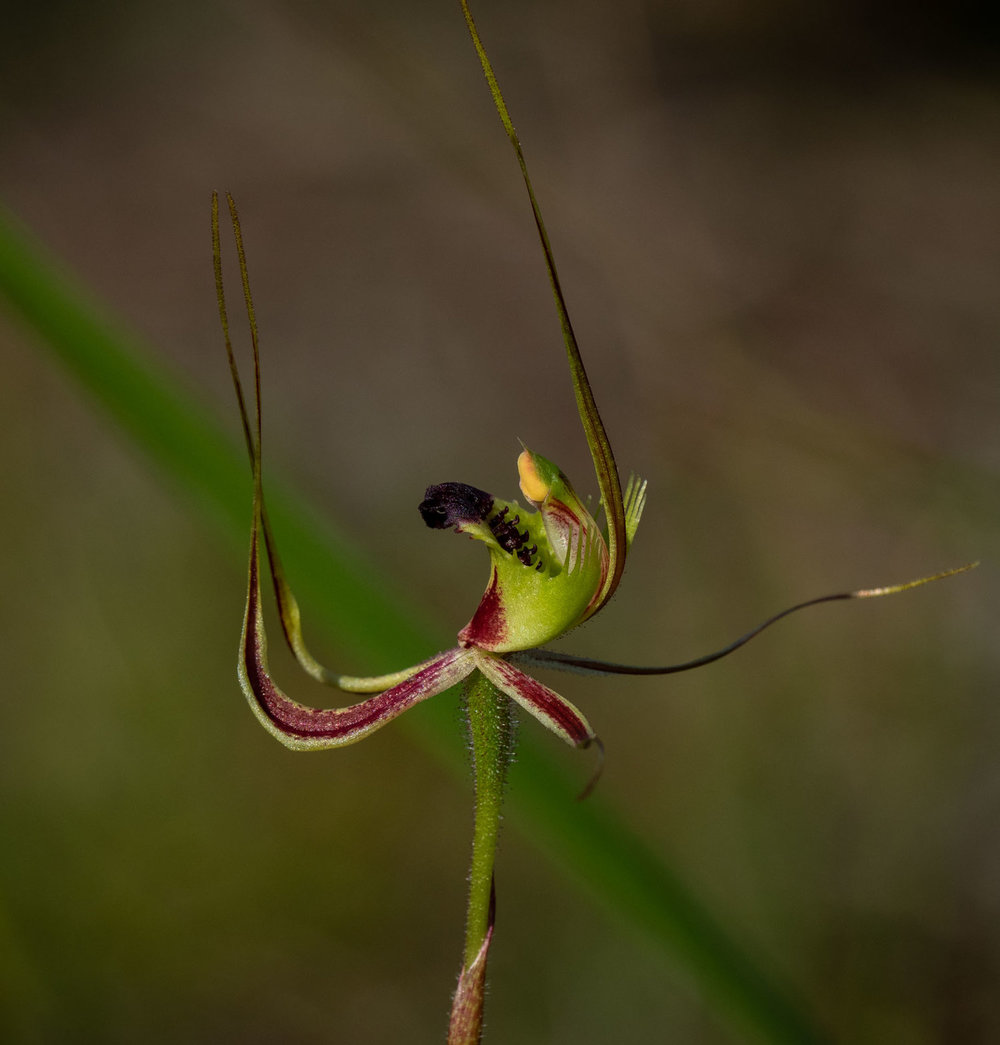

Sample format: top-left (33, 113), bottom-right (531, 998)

top-left (449, 672), bottom-right (515, 1044)
top-left (464, 672), bottom-right (514, 966)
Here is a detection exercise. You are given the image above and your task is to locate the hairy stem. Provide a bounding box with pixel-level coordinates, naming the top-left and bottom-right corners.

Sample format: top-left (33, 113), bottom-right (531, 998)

top-left (465, 671), bottom-right (514, 963)
top-left (449, 671), bottom-right (516, 1044)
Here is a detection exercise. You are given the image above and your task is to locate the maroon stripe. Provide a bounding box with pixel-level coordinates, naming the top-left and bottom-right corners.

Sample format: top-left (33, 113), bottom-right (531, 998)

top-left (488, 658), bottom-right (592, 745)
top-left (246, 637), bottom-right (458, 740)
top-left (244, 541), bottom-right (463, 740)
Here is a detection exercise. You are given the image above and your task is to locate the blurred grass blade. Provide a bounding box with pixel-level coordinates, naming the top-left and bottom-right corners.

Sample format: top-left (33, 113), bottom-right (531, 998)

top-left (0, 205), bottom-right (827, 1044)
top-left (0, 205), bottom-right (432, 670)
top-left (511, 749), bottom-right (826, 1045)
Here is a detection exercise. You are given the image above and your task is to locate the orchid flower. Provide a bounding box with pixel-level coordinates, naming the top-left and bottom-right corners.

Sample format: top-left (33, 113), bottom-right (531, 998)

top-left (212, 4), bottom-right (975, 1041)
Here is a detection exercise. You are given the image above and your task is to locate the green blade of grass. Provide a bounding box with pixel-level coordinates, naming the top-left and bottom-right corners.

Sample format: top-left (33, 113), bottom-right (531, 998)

top-left (0, 204), bottom-right (827, 1044)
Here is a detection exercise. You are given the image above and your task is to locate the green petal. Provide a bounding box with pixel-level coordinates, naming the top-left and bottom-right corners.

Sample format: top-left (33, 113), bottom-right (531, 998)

top-left (241, 503), bottom-right (476, 749)
top-left (216, 191), bottom-right (433, 695)
top-left (458, 0), bottom-right (629, 613)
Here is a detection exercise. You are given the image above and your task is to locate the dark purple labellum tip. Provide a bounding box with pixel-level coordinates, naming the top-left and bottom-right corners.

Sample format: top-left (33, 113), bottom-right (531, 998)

top-left (419, 483), bottom-right (494, 530)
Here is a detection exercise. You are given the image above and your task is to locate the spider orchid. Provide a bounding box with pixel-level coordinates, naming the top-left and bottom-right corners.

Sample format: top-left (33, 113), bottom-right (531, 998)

top-left (211, 45), bottom-right (971, 778)
top-left (213, 4), bottom-right (975, 1041)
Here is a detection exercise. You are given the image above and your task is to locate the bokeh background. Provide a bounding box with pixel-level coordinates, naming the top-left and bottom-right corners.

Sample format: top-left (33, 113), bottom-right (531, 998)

top-left (1, 0), bottom-right (997, 1041)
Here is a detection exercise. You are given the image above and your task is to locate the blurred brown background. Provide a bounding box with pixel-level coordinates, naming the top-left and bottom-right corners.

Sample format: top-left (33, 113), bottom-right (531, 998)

top-left (1, 0), bottom-right (997, 1041)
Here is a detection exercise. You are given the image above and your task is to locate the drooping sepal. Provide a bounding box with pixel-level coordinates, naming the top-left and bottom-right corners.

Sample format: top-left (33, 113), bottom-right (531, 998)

top-left (472, 650), bottom-right (597, 748)
top-left (216, 191), bottom-right (445, 701)
top-left (241, 506), bottom-right (477, 748)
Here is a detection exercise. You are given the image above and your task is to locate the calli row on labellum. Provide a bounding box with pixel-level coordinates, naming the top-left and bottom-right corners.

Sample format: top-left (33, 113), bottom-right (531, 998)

top-left (212, 187), bottom-right (615, 757)
top-left (213, 185), bottom-right (974, 776)
top-left (419, 448), bottom-right (645, 653)
top-left (212, 2), bottom-right (975, 786)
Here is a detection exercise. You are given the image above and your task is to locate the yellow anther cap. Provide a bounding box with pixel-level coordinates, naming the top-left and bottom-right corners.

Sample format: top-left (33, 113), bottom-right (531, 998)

top-left (517, 449), bottom-right (550, 503)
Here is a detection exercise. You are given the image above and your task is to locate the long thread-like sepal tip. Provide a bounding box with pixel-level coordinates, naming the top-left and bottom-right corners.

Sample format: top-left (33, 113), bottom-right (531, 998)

top-left (852, 561), bottom-right (979, 599)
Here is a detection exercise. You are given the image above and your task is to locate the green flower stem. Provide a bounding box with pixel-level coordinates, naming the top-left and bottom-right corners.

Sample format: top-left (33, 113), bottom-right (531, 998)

top-left (463, 671), bottom-right (514, 967)
top-left (449, 672), bottom-right (514, 1044)
top-left (2, 204), bottom-right (831, 1044)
